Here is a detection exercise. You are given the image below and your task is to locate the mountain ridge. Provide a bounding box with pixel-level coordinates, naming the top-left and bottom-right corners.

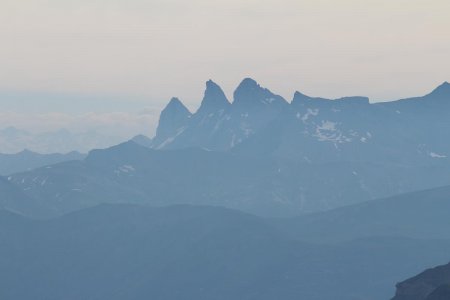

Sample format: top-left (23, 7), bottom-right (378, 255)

top-left (150, 79), bottom-right (450, 163)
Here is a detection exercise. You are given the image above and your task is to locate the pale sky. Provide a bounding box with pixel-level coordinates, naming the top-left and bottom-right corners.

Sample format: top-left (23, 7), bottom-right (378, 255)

top-left (1, 0), bottom-right (449, 142)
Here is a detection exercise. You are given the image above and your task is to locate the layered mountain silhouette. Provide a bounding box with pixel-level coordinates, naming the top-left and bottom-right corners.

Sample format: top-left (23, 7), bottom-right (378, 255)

top-left (1, 203), bottom-right (450, 300)
top-left (277, 185), bottom-right (450, 243)
top-left (150, 79), bottom-right (450, 164)
top-left (0, 149), bottom-right (85, 176)
top-left (0, 176), bottom-right (52, 218)
top-left (0, 126), bottom-right (123, 154)
top-left (1, 79), bottom-right (450, 299)
top-left (6, 140), bottom-right (450, 218)
top-left (151, 78), bottom-right (290, 151)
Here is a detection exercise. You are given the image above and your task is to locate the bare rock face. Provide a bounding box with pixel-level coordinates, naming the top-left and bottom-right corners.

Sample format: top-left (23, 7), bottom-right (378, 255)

top-left (392, 262), bottom-right (450, 300)
top-left (426, 284), bottom-right (450, 300)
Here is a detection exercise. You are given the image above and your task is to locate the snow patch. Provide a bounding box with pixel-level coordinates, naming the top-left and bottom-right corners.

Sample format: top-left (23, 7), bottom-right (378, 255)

top-left (265, 98), bottom-right (276, 104)
top-left (157, 126), bottom-right (186, 149)
top-left (313, 121), bottom-right (352, 144)
top-left (301, 108), bottom-right (319, 123)
top-left (429, 152), bottom-right (447, 158)
top-left (119, 165), bottom-right (135, 173)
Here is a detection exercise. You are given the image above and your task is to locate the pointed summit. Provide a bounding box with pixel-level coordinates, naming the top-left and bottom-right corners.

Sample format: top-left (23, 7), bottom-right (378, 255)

top-left (233, 78), bottom-right (288, 110)
top-left (154, 97), bottom-right (191, 145)
top-left (291, 91), bottom-right (313, 105)
top-left (423, 81), bottom-right (450, 103)
top-left (164, 97), bottom-right (190, 114)
top-left (237, 78), bottom-right (259, 89)
top-left (196, 80), bottom-right (230, 114)
top-left (431, 81), bottom-right (450, 95)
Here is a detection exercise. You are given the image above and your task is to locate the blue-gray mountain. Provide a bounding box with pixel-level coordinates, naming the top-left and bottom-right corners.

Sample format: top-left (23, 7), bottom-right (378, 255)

top-left (151, 79), bottom-right (450, 165)
top-left (275, 185), bottom-right (450, 243)
top-left (0, 126), bottom-right (122, 154)
top-left (6, 141), bottom-right (450, 218)
top-left (0, 176), bottom-right (52, 218)
top-left (1, 202), bottom-right (450, 300)
top-left (2, 79), bottom-right (450, 218)
top-left (0, 149), bottom-right (85, 176)
top-left (392, 262), bottom-right (450, 300)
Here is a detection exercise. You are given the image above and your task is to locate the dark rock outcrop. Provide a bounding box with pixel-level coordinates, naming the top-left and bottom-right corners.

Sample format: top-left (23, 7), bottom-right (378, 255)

top-left (392, 262), bottom-right (450, 300)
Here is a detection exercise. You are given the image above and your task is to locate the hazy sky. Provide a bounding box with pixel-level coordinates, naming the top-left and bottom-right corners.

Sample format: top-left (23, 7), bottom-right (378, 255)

top-left (1, 0), bottom-right (449, 139)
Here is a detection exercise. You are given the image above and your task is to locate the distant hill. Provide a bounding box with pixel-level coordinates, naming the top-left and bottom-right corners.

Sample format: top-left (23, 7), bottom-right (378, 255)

top-left (130, 134), bottom-right (153, 148)
top-left (276, 185), bottom-right (450, 243)
top-left (0, 176), bottom-right (52, 218)
top-left (0, 149), bottom-right (85, 176)
top-left (1, 203), bottom-right (450, 300)
top-left (0, 126), bottom-right (123, 154)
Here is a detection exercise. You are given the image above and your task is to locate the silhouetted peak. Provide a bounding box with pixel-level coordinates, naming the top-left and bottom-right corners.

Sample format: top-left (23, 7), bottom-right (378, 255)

top-left (237, 78), bottom-right (259, 89)
top-left (196, 80), bottom-right (230, 114)
top-left (291, 91), bottom-right (313, 105)
top-left (18, 149), bottom-right (35, 156)
top-left (159, 97), bottom-right (192, 121)
top-left (430, 81), bottom-right (450, 97)
top-left (233, 78), bottom-right (287, 109)
top-left (154, 97), bottom-right (192, 143)
top-left (163, 97), bottom-right (191, 115)
top-left (206, 79), bottom-right (221, 90)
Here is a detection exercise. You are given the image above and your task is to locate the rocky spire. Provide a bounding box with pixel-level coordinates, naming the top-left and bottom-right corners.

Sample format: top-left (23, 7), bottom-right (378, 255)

top-left (232, 78), bottom-right (288, 111)
top-left (196, 80), bottom-right (230, 114)
top-left (154, 97), bottom-right (191, 144)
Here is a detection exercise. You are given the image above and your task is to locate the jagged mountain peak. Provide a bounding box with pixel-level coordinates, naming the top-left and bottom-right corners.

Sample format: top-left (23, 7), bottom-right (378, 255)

top-left (196, 80), bottom-right (230, 114)
top-left (429, 81), bottom-right (450, 97)
top-left (237, 77), bottom-right (259, 89)
top-left (164, 97), bottom-right (191, 114)
top-left (233, 78), bottom-right (288, 109)
top-left (292, 91), bottom-right (313, 104)
top-left (153, 97), bottom-right (191, 145)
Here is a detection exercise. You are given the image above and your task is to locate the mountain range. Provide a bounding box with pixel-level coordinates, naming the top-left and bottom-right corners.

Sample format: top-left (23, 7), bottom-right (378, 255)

top-left (151, 79), bottom-right (450, 165)
top-left (2, 79), bottom-right (450, 218)
top-left (0, 78), bottom-right (449, 300)
top-left (0, 149), bottom-right (85, 176)
top-left (5, 139), bottom-right (450, 218)
top-left (1, 201), bottom-right (450, 300)
top-left (0, 126), bottom-right (124, 154)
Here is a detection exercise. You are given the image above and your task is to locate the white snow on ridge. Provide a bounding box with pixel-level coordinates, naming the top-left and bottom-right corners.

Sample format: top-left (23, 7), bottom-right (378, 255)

top-left (157, 126), bottom-right (187, 149)
top-left (319, 121), bottom-right (337, 131)
top-left (119, 165), bottom-right (135, 173)
top-left (429, 152), bottom-right (447, 158)
top-left (114, 164), bottom-right (136, 176)
top-left (301, 109), bottom-right (319, 123)
top-left (264, 97), bottom-right (276, 104)
top-left (312, 120), bottom-right (352, 144)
